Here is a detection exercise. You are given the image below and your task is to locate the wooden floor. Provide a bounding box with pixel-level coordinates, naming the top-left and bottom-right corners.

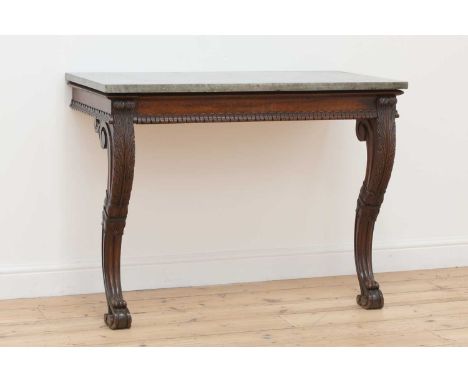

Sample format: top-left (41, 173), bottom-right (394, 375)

top-left (2, 267), bottom-right (468, 346)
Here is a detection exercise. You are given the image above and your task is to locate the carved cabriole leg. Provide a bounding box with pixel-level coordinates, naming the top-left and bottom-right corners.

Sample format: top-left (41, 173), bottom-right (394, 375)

top-left (95, 100), bottom-right (135, 329)
top-left (354, 96), bottom-right (397, 309)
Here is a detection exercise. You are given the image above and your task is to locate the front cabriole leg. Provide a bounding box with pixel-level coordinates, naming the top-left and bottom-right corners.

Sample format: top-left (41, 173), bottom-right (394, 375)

top-left (354, 96), bottom-right (397, 309)
top-left (95, 100), bottom-right (135, 329)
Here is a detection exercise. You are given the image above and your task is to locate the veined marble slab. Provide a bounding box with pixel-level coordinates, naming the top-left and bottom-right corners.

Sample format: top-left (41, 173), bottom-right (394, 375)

top-left (65, 71), bottom-right (408, 94)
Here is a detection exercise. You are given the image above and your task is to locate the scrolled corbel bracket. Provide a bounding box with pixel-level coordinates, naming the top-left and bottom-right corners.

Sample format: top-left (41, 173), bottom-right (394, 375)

top-left (95, 119), bottom-right (110, 149)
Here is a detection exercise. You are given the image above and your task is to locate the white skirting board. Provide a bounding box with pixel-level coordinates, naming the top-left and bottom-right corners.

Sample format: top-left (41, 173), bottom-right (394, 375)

top-left (1, 238), bottom-right (468, 299)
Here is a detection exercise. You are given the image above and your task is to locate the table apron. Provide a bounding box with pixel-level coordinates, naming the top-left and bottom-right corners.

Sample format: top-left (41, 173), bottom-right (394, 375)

top-left (70, 86), bottom-right (402, 124)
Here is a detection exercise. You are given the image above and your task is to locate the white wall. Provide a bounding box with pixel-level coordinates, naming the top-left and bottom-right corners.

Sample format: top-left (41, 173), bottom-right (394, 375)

top-left (1, 36), bottom-right (468, 299)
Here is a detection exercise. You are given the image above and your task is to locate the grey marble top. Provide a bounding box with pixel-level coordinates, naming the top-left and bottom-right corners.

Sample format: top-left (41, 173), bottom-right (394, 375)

top-left (65, 71), bottom-right (408, 94)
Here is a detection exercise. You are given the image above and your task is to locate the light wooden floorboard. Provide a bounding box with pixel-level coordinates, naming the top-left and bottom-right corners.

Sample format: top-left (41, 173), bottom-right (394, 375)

top-left (1, 267), bottom-right (468, 346)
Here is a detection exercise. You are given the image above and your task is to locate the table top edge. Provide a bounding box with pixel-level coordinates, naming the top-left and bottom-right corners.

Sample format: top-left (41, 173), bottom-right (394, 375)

top-left (65, 71), bottom-right (408, 94)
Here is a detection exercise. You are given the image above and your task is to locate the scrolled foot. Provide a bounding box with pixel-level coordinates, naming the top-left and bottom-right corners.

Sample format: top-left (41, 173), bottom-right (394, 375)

top-left (104, 307), bottom-right (132, 330)
top-left (356, 288), bottom-right (384, 310)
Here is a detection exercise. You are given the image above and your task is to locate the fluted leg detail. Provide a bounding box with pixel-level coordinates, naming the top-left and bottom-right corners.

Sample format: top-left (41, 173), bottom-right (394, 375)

top-left (95, 100), bottom-right (135, 329)
top-left (354, 96), bottom-right (397, 310)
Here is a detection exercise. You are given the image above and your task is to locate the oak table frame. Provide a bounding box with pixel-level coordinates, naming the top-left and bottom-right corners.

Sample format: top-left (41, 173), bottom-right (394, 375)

top-left (66, 72), bottom-right (407, 330)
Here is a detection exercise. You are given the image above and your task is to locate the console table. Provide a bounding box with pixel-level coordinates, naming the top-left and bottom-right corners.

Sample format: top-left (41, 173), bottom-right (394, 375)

top-left (66, 71), bottom-right (407, 329)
